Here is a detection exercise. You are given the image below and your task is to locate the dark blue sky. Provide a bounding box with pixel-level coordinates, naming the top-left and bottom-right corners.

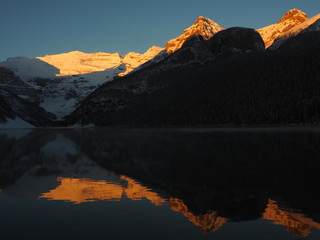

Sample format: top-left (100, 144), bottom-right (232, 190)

top-left (0, 0), bottom-right (319, 60)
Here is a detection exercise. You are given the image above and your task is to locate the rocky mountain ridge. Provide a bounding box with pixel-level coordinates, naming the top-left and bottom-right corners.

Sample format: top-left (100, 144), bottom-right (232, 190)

top-left (166, 16), bottom-right (223, 54)
top-left (258, 9), bottom-right (320, 48)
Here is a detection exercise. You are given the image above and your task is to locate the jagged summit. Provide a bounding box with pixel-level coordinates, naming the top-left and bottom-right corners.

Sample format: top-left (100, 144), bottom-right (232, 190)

top-left (257, 9), bottom-right (318, 48)
top-left (278, 9), bottom-right (307, 24)
top-left (166, 16), bottom-right (223, 54)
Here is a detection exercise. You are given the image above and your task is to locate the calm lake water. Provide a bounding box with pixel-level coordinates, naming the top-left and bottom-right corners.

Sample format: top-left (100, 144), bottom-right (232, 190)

top-left (1, 128), bottom-right (320, 240)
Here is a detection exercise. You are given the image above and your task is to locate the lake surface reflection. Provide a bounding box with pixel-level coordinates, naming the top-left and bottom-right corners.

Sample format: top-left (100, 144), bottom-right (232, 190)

top-left (1, 128), bottom-right (320, 240)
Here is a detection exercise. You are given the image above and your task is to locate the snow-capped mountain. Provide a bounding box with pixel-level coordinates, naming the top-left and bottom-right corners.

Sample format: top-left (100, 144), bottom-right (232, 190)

top-left (0, 46), bottom-right (163, 120)
top-left (166, 16), bottom-right (223, 54)
top-left (37, 46), bottom-right (164, 77)
top-left (119, 46), bottom-right (164, 76)
top-left (37, 51), bottom-right (122, 76)
top-left (258, 9), bottom-right (320, 48)
top-left (1, 9), bottom-right (320, 127)
top-left (0, 57), bottom-right (59, 80)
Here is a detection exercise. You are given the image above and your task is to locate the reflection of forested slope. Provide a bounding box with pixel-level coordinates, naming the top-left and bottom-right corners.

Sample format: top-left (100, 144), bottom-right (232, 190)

top-left (1, 129), bottom-right (320, 227)
top-left (76, 129), bottom-right (320, 221)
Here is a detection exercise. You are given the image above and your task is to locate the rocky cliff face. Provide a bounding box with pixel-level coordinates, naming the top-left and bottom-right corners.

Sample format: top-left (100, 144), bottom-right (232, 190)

top-left (166, 16), bottom-right (223, 54)
top-left (0, 67), bottom-right (55, 127)
top-left (258, 9), bottom-right (320, 48)
top-left (0, 67), bottom-right (41, 104)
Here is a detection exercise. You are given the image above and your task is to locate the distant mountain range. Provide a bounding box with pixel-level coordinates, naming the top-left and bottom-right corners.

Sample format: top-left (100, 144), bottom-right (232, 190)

top-left (1, 9), bottom-right (320, 127)
top-left (0, 46), bottom-right (163, 119)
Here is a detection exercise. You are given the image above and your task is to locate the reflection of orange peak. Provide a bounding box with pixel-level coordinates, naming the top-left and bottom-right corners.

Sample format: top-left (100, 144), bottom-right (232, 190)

top-left (40, 178), bottom-right (123, 204)
top-left (263, 199), bottom-right (320, 237)
top-left (39, 176), bottom-right (226, 234)
top-left (119, 175), bottom-right (165, 206)
top-left (169, 197), bottom-right (226, 234)
top-left (39, 176), bottom-right (166, 206)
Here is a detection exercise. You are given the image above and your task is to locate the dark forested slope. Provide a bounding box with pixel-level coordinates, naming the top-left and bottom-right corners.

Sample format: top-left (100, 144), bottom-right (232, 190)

top-left (67, 30), bottom-right (320, 126)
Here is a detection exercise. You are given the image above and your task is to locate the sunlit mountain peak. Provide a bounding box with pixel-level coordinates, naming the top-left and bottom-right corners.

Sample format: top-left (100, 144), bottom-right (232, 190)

top-left (278, 9), bottom-right (307, 24)
top-left (166, 16), bottom-right (223, 54)
top-left (257, 8), bottom-right (319, 48)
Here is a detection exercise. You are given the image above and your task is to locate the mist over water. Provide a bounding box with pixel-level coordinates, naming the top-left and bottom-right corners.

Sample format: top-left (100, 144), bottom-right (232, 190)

top-left (1, 128), bottom-right (320, 240)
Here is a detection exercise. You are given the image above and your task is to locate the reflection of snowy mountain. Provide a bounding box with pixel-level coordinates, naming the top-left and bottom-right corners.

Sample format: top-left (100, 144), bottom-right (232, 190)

top-left (1, 129), bottom-right (320, 237)
top-left (0, 131), bottom-right (117, 198)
